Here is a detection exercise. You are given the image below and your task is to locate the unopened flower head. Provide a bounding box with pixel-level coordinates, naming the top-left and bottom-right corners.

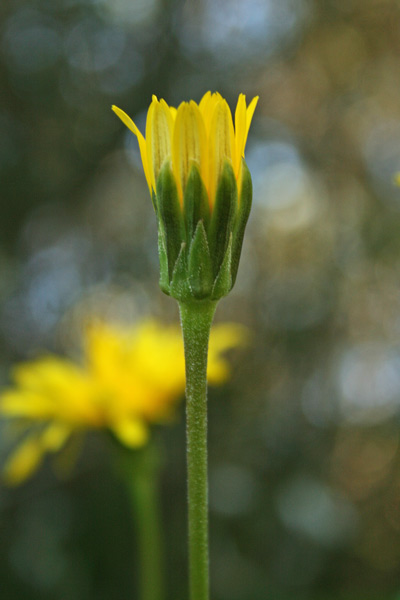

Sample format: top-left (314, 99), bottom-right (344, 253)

top-left (0, 320), bottom-right (246, 485)
top-left (113, 92), bottom-right (258, 302)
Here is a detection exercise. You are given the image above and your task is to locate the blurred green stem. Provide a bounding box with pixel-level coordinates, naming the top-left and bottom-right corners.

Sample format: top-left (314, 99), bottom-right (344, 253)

top-left (116, 442), bottom-right (164, 600)
top-left (179, 299), bottom-right (217, 600)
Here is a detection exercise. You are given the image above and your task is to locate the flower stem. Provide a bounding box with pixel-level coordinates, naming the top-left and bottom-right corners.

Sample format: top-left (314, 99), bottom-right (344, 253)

top-left (179, 299), bottom-right (218, 600)
top-left (116, 443), bottom-right (164, 600)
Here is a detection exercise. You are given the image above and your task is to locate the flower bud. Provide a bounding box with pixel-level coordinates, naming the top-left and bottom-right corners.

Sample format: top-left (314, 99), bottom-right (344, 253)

top-left (112, 92), bottom-right (258, 301)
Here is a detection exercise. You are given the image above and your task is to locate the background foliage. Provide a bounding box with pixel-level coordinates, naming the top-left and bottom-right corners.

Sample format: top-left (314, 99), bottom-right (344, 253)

top-left (1, 0), bottom-right (400, 598)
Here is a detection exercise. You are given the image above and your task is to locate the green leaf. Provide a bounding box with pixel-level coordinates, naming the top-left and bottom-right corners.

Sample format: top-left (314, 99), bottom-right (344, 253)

top-left (156, 162), bottom-right (186, 281)
top-left (188, 221), bottom-right (213, 299)
top-left (208, 161), bottom-right (237, 278)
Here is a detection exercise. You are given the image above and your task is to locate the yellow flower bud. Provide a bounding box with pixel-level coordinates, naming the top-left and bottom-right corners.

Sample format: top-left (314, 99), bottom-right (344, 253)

top-left (112, 92), bottom-right (258, 207)
top-left (112, 92), bottom-right (258, 301)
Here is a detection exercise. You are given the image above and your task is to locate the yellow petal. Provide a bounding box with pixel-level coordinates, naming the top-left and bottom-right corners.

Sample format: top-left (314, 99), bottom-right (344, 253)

top-left (145, 98), bottom-right (156, 190)
top-left (0, 390), bottom-right (54, 418)
top-left (199, 91), bottom-right (212, 131)
top-left (236, 95), bottom-right (258, 191)
top-left (3, 435), bottom-right (45, 486)
top-left (209, 323), bottom-right (249, 353)
top-left (207, 323), bottom-right (249, 384)
top-left (112, 105), bottom-right (152, 195)
top-left (5, 357), bottom-right (100, 426)
top-left (234, 94), bottom-right (247, 177)
top-left (111, 418), bottom-right (149, 448)
top-left (41, 422), bottom-right (71, 452)
top-left (199, 92), bottom-right (222, 137)
top-left (199, 91), bottom-right (211, 113)
top-left (243, 96), bottom-right (259, 152)
top-left (2, 422), bottom-right (72, 486)
top-left (146, 97), bottom-right (174, 191)
top-left (173, 101), bottom-right (207, 200)
top-left (209, 99), bottom-right (235, 203)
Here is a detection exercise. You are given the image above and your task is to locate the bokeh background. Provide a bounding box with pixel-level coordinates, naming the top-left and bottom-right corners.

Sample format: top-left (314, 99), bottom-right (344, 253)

top-left (1, 0), bottom-right (400, 598)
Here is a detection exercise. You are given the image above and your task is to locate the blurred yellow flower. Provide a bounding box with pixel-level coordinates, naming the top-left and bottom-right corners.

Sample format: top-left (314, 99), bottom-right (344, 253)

top-left (0, 320), bottom-right (246, 485)
top-left (112, 91), bottom-right (258, 204)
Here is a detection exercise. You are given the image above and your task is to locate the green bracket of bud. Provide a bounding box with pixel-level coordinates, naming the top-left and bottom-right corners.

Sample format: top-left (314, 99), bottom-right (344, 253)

top-left (170, 243), bottom-right (190, 300)
top-left (212, 233), bottom-right (232, 299)
top-left (154, 158), bottom-right (252, 303)
top-left (158, 231), bottom-right (170, 295)
top-left (188, 221), bottom-right (213, 299)
top-left (184, 165), bottom-right (210, 242)
top-left (231, 160), bottom-right (252, 286)
top-left (208, 161), bottom-right (237, 279)
top-left (156, 162), bottom-right (186, 282)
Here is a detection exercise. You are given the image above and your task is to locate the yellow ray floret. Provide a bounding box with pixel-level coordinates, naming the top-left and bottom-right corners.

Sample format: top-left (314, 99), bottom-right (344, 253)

top-left (112, 92), bottom-right (258, 205)
top-left (0, 319), bottom-right (247, 485)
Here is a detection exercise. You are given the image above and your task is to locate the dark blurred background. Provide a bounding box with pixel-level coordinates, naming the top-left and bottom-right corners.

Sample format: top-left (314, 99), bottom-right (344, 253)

top-left (1, 0), bottom-right (400, 598)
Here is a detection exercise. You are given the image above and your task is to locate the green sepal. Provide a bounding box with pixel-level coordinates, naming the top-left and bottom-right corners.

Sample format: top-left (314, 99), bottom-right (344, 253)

top-left (208, 161), bottom-right (237, 277)
top-left (170, 243), bottom-right (190, 300)
top-left (158, 230), bottom-right (170, 295)
top-left (156, 162), bottom-right (186, 281)
top-left (151, 190), bottom-right (157, 213)
top-left (188, 221), bottom-right (213, 299)
top-left (231, 160), bottom-right (252, 286)
top-left (184, 164), bottom-right (210, 242)
top-left (212, 233), bottom-right (232, 299)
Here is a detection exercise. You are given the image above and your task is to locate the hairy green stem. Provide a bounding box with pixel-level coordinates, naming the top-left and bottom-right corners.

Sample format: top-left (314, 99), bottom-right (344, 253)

top-left (179, 299), bottom-right (218, 600)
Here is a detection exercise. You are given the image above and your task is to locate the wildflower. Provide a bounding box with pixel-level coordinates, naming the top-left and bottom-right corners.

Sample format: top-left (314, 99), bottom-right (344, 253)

top-left (112, 92), bottom-right (258, 302)
top-left (0, 320), bottom-right (246, 485)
